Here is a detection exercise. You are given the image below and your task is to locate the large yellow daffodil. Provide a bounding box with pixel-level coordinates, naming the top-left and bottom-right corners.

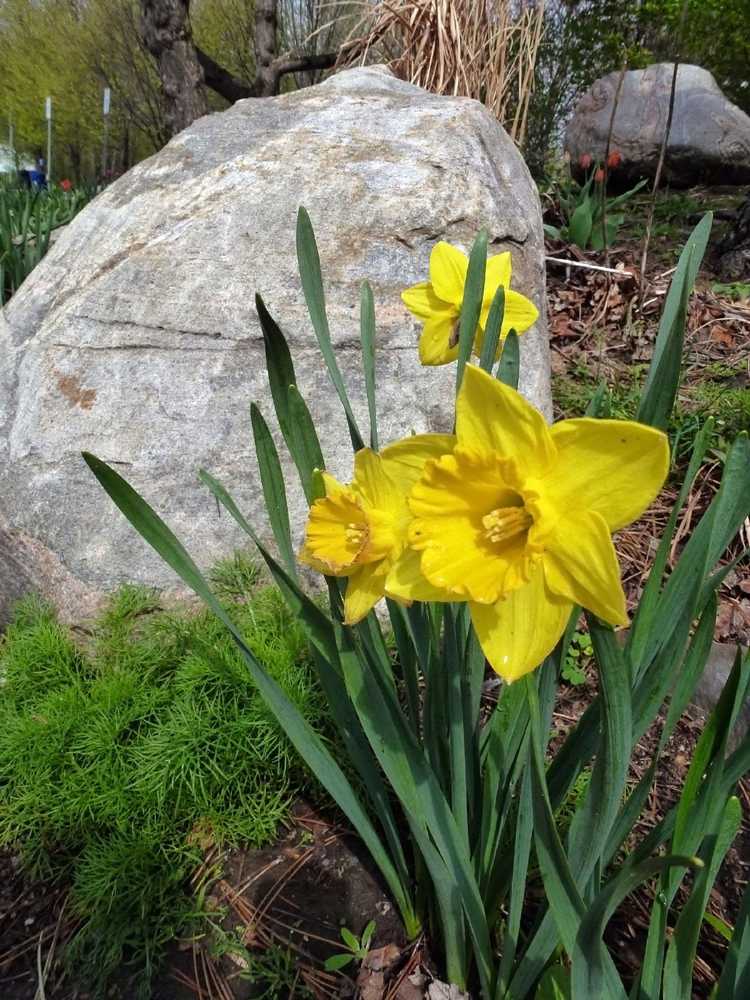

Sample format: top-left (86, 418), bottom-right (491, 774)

top-left (300, 435), bottom-right (454, 624)
top-left (386, 366), bottom-right (669, 682)
top-left (401, 242), bottom-right (539, 367)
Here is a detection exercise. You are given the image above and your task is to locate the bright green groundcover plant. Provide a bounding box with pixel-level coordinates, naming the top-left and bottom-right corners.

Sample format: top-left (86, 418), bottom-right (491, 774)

top-left (85, 209), bottom-right (750, 1000)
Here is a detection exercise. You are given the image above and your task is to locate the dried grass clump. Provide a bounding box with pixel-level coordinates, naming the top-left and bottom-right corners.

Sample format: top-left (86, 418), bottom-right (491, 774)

top-left (341, 0), bottom-right (544, 145)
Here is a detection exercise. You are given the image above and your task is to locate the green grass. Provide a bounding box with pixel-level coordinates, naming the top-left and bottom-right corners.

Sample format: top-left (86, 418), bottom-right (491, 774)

top-left (0, 566), bottom-right (329, 998)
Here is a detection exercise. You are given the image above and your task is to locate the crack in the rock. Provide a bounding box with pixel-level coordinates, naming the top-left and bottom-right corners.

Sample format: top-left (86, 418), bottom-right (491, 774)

top-left (69, 314), bottom-right (225, 339)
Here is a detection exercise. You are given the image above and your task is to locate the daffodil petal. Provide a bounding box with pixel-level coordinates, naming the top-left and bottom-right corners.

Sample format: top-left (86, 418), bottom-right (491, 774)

top-left (353, 449), bottom-right (398, 511)
top-left (470, 565), bottom-right (572, 683)
top-left (303, 488), bottom-right (367, 573)
top-left (500, 289), bottom-right (539, 334)
top-left (298, 545), bottom-right (358, 578)
top-left (546, 419), bottom-right (669, 531)
top-left (419, 314), bottom-right (460, 366)
top-left (401, 281), bottom-right (454, 321)
top-left (344, 563), bottom-right (386, 624)
top-left (429, 242), bottom-right (468, 305)
top-left (483, 251), bottom-right (512, 300)
top-left (456, 365), bottom-right (556, 468)
top-left (321, 472), bottom-right (348, 500)
top-left (544, 510), bottom-right (628, 626)
top-left (380, 434), bottom-right (456, 491)
top-left (385, 547), bottom-right (457, 603)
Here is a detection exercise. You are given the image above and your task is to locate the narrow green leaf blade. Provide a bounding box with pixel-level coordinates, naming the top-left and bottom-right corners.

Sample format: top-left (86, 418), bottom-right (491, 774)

top-left (455, 229), bottom-right (488, 394)
top-left (637, 213), bottom-right (712, 430)
top-left (250, 403), bottom-right (297, 579)
top-left (256, 292), bottom-right (324, 502)
top-left (496, 329), bottom-right (520, 389)
top-left (81, 452), bottom-right (413, 928)
top-left (296, 207), bottom-right (364, 451)
top-left (478, 285), bottom-right (505, 373)
top-left (360, 280), bottom-right (378, 450)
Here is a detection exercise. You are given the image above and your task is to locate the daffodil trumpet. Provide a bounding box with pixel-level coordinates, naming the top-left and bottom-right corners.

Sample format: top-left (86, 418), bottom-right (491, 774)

top-left (300, 434), bottom-right (455, 624)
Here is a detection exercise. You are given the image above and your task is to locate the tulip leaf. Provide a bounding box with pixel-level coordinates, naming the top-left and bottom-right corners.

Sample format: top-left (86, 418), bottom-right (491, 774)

top-left (296, 207), bottom-right (364, 452)
top-left (360, 280), bottom-right (378, 450)
top-left (569, 198), bottom-right (593, 249)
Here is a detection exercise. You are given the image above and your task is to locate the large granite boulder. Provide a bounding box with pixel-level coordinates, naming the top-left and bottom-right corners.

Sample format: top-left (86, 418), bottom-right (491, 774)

top-left (566, 63), bottom-right (750, 186)
top-left (0, 66), bottom-right (550, 625)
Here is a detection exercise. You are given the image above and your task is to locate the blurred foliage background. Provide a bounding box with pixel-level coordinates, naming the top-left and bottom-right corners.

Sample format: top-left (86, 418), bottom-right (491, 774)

top-left (0, 0), bottom-right (748, 182)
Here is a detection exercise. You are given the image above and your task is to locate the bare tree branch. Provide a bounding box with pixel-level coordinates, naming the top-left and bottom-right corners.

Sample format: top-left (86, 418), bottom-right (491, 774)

top-left (195, 47), bottom-right (253, 102)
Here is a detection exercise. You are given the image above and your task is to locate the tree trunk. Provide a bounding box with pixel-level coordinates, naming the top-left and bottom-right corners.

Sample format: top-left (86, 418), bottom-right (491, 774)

top-left (254, 0), bottom-right (280, 97)
top-left (140, 0), bottom-right (207, 136)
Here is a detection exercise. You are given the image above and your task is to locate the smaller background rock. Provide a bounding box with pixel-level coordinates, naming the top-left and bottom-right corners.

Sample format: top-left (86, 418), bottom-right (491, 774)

top-left (566, 64), bottom-right (750, 187)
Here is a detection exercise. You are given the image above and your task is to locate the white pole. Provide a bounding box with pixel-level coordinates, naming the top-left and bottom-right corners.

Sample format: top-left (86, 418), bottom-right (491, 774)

top-left (45, 96), bottom-right (52, 184)
top-left (101, 87), bottom-right (111, 182)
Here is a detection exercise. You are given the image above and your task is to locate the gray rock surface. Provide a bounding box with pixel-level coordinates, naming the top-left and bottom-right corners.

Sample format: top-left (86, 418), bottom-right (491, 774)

top-left (692, 642), bottom-right (749, 752)
top-left (0, 65), bottom-right (550, 625)
top-left (566, 63), bottom-right (750, 186)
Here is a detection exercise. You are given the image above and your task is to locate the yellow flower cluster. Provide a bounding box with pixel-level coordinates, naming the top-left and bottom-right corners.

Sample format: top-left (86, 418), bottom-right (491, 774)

top-left (300, 244), bottom-right (669, 682)
top-left (301, 366), bottom-right (668, 682)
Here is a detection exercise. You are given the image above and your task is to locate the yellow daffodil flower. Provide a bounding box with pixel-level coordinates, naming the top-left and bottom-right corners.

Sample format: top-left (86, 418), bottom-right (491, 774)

top-left (300, 435), bottom-right (455, 624)
top-left (386, 365), bottom-right (669, 682)
top-left (401, 242), bottom-right (539, 367)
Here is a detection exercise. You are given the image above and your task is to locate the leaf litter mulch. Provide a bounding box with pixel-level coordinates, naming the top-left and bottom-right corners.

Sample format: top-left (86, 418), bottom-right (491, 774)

top-left (2, 186), bottom-right (749, 1000)
top-left (3, 709), bottom-right (748, 1000)
top-left (546, 185), bottom-right (750, 647)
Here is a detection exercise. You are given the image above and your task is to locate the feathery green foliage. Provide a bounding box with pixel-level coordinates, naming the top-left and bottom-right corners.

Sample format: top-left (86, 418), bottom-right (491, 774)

top-left (0, 572), bottom-right (327, 997)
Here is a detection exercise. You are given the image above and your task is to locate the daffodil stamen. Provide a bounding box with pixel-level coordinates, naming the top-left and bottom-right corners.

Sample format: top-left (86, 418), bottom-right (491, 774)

top-left (345, 522), bottom-right (368, 545)
top-left (482, 506), bottom-right (532, 545)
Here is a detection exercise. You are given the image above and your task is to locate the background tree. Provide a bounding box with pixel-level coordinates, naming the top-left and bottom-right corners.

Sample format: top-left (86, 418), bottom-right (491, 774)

top-left (140, 0), bottom-right (207, 134)
top-left (140, 0), bottom-right (357, 134)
